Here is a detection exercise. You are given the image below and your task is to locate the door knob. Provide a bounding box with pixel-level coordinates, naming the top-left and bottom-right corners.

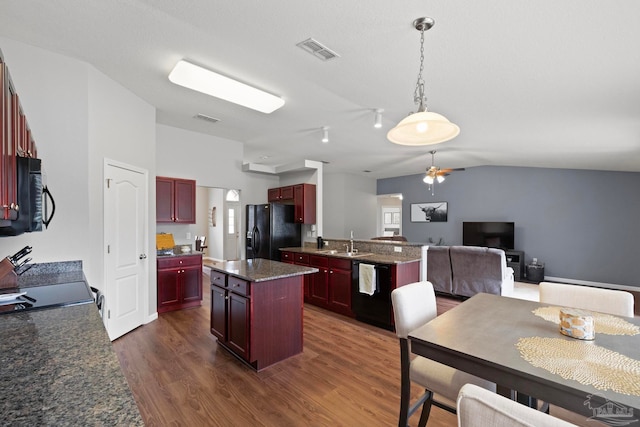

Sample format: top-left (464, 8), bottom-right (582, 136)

top-left (139, 254), bottom-right (147, 259)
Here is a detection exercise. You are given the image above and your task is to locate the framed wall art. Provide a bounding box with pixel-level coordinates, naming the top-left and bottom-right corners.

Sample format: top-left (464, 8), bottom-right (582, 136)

top-left (410, 202), bottom-right (448, 223)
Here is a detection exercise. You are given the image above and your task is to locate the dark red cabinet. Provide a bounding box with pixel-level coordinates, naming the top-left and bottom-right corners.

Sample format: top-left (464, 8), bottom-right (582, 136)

top-left (291, 253), bottom-right (353, 317)
top-left (157, 254), bottom-right (203, 313)
top-left (327, 257), bottom-right (352, 316)
top-left (156, 176), bottom-right (196, 223)
top-left (308, 255), bottom-right (329, 306)
top-left (1, 53), bottom-right (34, 223)
top-left (209, 268), bottom-right (304, 371)
top-left (267, 183), bottom-right (316, 224)
top-left (267, 185), bottom-right (294, 202)
top-left (293, 184), bottom-right (316, 224)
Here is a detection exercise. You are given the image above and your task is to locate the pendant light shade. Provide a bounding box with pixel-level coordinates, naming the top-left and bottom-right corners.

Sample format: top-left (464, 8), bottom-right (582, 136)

top-left (388, 17), bottom-right (459, 146)
top-left (387, 111), bottom-right (459, 146)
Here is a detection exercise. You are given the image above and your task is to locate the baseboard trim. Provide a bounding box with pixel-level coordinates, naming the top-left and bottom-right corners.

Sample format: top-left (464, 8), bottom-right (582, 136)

top-left (544, 276), bottom-right (639, 292)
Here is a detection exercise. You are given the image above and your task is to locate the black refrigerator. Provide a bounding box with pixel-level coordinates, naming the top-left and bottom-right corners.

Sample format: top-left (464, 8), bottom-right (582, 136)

top-left (246, 204), bottom-right (302, 261)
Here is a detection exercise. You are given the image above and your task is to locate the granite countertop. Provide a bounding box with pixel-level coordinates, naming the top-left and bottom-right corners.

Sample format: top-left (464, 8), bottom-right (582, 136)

top-left (157, 249), bottom-right (204, 258)
top-left (0, 261), bottom-right (143, 425)
top-left (205, 258), bottom-right (318, 282)
top-left (280, 246), bottom-right (421, 265)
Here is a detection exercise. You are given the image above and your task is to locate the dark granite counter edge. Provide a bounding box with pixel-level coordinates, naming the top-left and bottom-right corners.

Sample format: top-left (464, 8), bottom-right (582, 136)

top-left (205, 262), bottom-right (318, 283)
top-left (1, 261), bottom-right (143, 425)
top-left (280, 247), bottom-right (420, 265)
top-left (157, 250), bottom-right (204, 258)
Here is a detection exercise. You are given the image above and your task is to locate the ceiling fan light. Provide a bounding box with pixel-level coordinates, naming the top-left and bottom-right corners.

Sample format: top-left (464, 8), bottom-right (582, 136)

top-left (436, 175), bottom-right (445, 183)
top-left (423, 175), bottom-right (434, 184)
top-left (387, 111), bottom-right (460, 146)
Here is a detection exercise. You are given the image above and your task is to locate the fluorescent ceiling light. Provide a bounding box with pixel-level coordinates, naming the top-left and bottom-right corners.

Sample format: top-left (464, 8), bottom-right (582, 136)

top-left (168, 60), bottom-right (285, 114)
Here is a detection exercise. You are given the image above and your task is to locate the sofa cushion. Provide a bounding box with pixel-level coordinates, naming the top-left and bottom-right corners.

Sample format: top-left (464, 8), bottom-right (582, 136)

top-left (450, 246), bottom-right (507, 297)
top-left (426, 246), bottom-right (453, 294)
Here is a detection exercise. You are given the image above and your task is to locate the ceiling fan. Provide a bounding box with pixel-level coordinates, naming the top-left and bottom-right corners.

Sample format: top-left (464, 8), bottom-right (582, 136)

top-left (423, 150), bottom-right (465, 195)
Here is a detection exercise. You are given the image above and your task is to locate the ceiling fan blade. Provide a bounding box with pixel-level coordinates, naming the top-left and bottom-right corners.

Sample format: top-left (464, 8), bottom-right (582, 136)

top-left (438, 167), bottom-right (465, 174)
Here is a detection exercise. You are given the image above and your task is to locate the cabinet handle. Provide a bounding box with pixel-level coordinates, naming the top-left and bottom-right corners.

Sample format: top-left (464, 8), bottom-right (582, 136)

top-left (139, 254), bottom-right (147, 259)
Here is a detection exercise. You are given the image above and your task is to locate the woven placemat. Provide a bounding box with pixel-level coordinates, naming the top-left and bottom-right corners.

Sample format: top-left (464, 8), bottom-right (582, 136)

top-left (517, 337), bottom-right (640, 396)
top-left (533, 306), bottom-right (640, 336)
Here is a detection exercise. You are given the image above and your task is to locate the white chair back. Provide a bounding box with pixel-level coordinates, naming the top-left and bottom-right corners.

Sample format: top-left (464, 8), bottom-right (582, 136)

top-left (391, 281), bottom-right (437, 339)
top-left (539, 282), bottom-right (634, 317)
top-left (457, 384), bottom-right (578, 427)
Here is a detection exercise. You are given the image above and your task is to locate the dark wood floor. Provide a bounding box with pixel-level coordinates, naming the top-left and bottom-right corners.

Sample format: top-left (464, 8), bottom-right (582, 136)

top-left (112, 277), bottom-right (461, 427)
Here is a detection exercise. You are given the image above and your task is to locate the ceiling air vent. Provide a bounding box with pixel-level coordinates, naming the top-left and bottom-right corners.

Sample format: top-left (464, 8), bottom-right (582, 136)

top-left (296, 38), bottom-right (340, 61)
top-left (194, 113), bottom-right (220, 124)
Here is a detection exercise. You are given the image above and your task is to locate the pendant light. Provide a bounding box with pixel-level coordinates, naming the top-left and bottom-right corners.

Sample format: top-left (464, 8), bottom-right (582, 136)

top-left (387, 18), bottom-right (459, 146)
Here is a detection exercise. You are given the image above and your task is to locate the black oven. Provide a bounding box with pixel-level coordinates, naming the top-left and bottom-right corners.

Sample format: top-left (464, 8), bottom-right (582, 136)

top-left (0, 157), bottom-right (55, 236)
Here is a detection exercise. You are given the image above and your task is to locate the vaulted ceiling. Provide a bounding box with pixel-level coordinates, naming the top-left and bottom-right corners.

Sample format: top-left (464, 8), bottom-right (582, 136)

top-left (1, 1), bottom-right (639, 178)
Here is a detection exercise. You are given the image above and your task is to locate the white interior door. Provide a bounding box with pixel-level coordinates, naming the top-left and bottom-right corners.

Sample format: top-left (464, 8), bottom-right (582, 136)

top-left (224, 201), bottom-right (241, 260)
top-left (104, 160), bottom-right (148, 341)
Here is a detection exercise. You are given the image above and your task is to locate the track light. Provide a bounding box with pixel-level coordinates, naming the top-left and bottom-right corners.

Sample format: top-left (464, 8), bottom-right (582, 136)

top-left (374, 109), bottom-right (383, 129)
top-left (322, 127), bottom-right (329, 143)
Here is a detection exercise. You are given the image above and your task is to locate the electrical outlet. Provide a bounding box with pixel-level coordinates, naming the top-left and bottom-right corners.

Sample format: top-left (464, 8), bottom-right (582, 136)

top-left (186, 232), bottom-right (191, 240)
top-left (394, 246), bottom-right (402, 253)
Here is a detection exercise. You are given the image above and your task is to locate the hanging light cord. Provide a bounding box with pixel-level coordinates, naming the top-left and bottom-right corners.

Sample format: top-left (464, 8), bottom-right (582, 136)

top-left (413, 27), bottom-right (427, 112)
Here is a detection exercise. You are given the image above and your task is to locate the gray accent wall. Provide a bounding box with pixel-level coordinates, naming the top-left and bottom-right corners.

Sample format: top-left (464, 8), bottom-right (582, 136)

top-left (378, 166), bottom-right (640, 287)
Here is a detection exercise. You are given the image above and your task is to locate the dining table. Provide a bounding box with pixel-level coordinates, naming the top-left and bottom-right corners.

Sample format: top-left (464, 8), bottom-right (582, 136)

top-left (408, 293), bottom-right (640, 424)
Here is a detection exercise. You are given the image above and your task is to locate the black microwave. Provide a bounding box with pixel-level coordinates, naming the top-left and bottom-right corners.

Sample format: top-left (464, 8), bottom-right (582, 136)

top-left (0, 157), bottom-right (55, 236)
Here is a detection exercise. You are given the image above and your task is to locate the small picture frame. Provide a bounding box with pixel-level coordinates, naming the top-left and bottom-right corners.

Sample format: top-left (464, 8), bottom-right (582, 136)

top-left (410, 202), bottom-right (448, 223)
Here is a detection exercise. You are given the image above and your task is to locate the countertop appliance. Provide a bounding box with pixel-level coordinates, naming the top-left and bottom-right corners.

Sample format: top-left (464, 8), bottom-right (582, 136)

top-left (0, 281), bottom-right (94, 315)
top-left (246, 204), bottom-right (301, 261)
top-left (351, 261), bottom-right (394, 330)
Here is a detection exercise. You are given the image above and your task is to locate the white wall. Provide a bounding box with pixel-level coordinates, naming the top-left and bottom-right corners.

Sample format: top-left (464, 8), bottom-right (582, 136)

top-left (0, 37), bottom-right (157, 315)
top-left (0, 38), bottom-right (91, 264)
top-left (323, 173), bottom-right (377, 240)
top-left (155, 124), bottom-right (279, 259)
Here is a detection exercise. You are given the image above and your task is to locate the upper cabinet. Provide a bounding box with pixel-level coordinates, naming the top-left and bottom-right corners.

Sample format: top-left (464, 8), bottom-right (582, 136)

top-left (267, 185), bottom-right (294, 202)
top-left (1, 51), bottom-right (37, 224)
top-left (267, 183), bottom-right (316, 224)
top-left (156, 176), bottom-right (196, 223)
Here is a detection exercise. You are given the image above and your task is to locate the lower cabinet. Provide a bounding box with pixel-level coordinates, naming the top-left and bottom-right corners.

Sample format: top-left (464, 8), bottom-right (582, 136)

top-left (288, 252), bottom-right (354, 317)
top-left (308, 255), bottom-right (329, 306)
top-left (327, 258), bottom-right (352, 316)
top-left (157, 254), bottom-right (203, 313)
top-left (211, 278), bottom-right (250, 360)
top-left (209, 269), bottom-right (304, 371)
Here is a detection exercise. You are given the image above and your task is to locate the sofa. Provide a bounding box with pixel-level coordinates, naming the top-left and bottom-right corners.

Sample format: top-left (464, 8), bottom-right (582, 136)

top-left (426, 246), bottom-right (514, 297)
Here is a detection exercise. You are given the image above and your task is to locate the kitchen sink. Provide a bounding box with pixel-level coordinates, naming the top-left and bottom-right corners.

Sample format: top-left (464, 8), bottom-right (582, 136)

top-left (338, 252), bottom-right (374, 258)
top-left (315, 249), bottom-right (373, 257)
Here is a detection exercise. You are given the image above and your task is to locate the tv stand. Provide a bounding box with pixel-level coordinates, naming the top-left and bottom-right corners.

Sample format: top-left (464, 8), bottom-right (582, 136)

top-left (505, 250), bottom-right (524, 281)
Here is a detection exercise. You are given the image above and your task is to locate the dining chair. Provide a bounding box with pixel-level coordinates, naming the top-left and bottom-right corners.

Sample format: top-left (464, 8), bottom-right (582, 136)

top-left (391, 281), bottom-right (495, 427)
top-left (539, 281), bottom-right (634, 317)
top-left (457, 383), bottom-right (578, 427)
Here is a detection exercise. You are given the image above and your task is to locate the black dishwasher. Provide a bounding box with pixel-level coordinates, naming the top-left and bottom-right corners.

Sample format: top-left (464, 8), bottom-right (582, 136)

top-left (351, 261), bottom-right (394, 330)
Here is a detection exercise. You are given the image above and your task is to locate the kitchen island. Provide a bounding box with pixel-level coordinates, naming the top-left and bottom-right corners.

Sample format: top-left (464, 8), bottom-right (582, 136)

top-left (206, 258), bottom-right (317, 371)
top-left (0, 261), bottom-right (142, 425)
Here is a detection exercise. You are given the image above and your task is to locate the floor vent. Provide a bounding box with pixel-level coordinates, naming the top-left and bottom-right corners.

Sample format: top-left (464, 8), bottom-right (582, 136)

top-left (194, 113), bottom-right (220, 123)
top-left (296, 38), bottom-right (340, 61)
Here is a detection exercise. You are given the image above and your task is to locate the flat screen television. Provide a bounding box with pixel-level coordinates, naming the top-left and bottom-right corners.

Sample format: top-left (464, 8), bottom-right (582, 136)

top-left (463, 222), bottom-right (515, 250)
